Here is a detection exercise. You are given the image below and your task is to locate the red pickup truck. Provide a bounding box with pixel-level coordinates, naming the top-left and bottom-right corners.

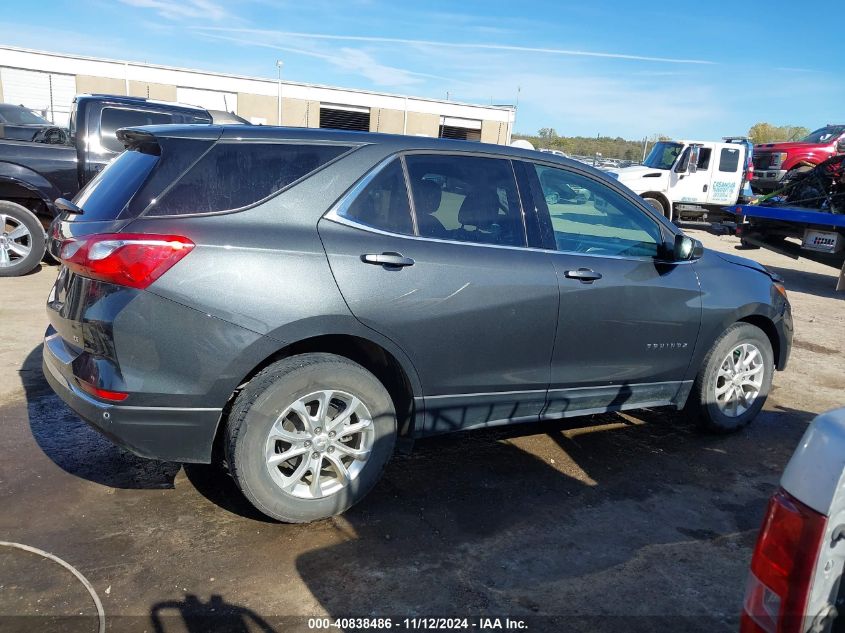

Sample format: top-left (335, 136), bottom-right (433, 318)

top-left (751, 124), bottom-right (845, 193)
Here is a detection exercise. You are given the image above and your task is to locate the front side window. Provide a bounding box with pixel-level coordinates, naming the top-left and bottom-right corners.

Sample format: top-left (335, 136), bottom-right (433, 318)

top-left (405, 154), bottom-right (525, 247)
top-left (100, 108), bottom-right (173, 153)
top-left (527, 163), bottom-right (662, 257)
top-left (148, 142), bottom-right (351, 216)
top-left (719, 147), bottom-right (741, 173)
top-left (675, 146), bottom-right (712, 173)
top-left (0, 105), bottom-right (51, 125)
top-left (339, 159), bottom-right (414, 235)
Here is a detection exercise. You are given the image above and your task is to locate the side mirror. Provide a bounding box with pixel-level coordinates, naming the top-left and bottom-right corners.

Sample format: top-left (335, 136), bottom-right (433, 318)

top-left (672, 234), bottom-right (703, 261)
top-left (837, 138), bottom-right (845, 153)
top-left (688, 146), bottom-right (700, 174)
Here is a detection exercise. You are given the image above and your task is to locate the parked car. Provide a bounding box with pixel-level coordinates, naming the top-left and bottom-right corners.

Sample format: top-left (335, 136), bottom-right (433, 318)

top-left (0, 94), bottom-right (240, 277)
top-left (752, 124), bottom-right (845, 194)
top-left (43, 125), bottom-right (793, 522)
top-left (741, 407), bottom-right (845, 633)
top-left (608, 138), bottom-right (754, 222)
top-left (0, 103), bottom-right (57, 142)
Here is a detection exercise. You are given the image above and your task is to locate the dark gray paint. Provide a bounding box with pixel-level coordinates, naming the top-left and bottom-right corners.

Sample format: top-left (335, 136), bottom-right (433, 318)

top-left (43, 125), bottom-right (793, 462)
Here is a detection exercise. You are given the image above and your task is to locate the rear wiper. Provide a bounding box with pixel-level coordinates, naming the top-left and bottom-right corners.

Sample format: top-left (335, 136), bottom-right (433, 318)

top-left (55, 198), bottom-right (83, 215)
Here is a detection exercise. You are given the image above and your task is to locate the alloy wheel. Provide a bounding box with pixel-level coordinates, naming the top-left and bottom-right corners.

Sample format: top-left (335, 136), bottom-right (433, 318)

top-left (265, 390), bottom-right (374, 499)
top-left (0, 214), bottom-right (33, 267)
top-left (714, 343), bottom-right (765, 417)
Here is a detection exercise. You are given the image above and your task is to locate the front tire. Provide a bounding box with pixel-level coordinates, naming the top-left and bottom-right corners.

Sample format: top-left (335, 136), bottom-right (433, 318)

top-left (225, 353), bottom-right (397, 523)
top-left (0, 201), bottom-right (45, 277)
top-left (643, 196), bottom-right (671, 221)
top-left (685, 323), bottom-right (774, 433)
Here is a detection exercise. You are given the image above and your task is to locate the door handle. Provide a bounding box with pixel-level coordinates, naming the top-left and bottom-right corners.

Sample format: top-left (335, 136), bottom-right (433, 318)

top-left (361, 252), bottom-right (415, 268)
top-left (703, 184), bottom-right (708, 192)
top-left (564, 268), bottom-right (602, 283)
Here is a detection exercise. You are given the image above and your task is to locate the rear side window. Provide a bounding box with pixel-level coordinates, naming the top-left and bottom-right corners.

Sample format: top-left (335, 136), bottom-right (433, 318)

top-left (100, 108), bottom-right (172, 153)
top-left (147, 143), bottom-right (351, 216)
top-left (72, 150), bottom-right (159, 221)
top-left (339, 159), bottom-right (414, 235)
top-left (405, 154), bottom-right (525, 247)
top-left (719, 148), bottom-right (740, 172)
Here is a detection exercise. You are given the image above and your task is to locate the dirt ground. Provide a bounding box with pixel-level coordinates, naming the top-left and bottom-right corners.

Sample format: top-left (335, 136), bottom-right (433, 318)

top-left (1, 229), bottom-right (842, 633)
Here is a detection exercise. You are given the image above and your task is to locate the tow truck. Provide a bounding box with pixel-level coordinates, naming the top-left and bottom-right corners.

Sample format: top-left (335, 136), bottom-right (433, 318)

top-left (730, 153), bottom-right (845, 291)
top-left (607, 136), bottom-right (754, 222)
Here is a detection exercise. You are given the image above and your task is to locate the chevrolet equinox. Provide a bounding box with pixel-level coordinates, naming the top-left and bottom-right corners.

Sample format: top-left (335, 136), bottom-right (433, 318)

top-left (43, 125), bottom-right (793, 522)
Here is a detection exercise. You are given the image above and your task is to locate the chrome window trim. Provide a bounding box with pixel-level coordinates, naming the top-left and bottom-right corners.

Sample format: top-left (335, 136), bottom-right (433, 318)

top-left (325, 152), bottom-right (694, 264)
top-left (324, 212), bottom-right (692, 264)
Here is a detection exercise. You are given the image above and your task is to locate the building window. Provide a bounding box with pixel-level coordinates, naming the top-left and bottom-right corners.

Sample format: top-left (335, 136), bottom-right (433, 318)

top-left (320, 105), bottom-right (370, 132)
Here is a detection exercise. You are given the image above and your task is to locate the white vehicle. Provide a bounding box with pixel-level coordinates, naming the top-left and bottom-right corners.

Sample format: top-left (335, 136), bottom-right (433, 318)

top-left (741, 407), bottom-right (845, 633)
top-left (608, 138), bottom-right (753, 222)
top-left (539, 148), bottom-right (569, 158)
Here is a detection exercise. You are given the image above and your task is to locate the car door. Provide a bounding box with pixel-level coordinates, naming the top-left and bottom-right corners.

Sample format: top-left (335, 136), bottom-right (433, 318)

top-left (318, 153), bottom-right (559, 434)
top-left (706, 144), bottom-right (744, 205)
top-left (670, 143), bottom-right (715, 204)
top-left (515, 160), bottom-right (703, 418)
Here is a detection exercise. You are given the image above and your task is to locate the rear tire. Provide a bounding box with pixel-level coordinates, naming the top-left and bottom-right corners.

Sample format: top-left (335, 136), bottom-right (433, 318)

top-left (684, 323), bottom-right (774, 433)
top-left (0, 201), bottom-right (45, 277)
top-left (225, 353), bottom-right (397, 523)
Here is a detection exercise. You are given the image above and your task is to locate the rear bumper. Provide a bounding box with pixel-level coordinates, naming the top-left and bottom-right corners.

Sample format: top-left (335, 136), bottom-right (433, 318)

top-left (43, 332), bottom-right (222, 463)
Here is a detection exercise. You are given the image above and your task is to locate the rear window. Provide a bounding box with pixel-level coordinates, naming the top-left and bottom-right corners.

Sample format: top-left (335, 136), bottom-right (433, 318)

top-left (719, 148), bottom-right (740, 172)
top-left (147, 142), bottom-right (351, 216)
top-left (72, 150), bottom-right (159, 221)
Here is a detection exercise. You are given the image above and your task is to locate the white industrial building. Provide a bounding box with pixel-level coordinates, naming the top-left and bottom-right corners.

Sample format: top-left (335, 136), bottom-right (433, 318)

top-left (0, 45), bottom-right (516, 144)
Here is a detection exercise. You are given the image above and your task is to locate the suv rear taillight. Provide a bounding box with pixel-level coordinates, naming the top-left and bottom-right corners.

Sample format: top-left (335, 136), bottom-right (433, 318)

top-left (741, 488), bottom-right (827, 633)
top-left (59, 233), bottom-right (195, 289)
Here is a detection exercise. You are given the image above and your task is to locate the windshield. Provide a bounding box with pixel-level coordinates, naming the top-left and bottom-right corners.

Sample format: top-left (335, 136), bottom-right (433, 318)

top-left (801, 125), bottom-right (845, 144)
top-left (0, 105), bottom-right (51, 125)
top-left (643, 142), bottom-right (683, 169)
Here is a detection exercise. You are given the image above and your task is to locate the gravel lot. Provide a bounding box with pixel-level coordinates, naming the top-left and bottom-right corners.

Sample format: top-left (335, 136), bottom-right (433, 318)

top-left (1, 229), bottom-right (842, 632)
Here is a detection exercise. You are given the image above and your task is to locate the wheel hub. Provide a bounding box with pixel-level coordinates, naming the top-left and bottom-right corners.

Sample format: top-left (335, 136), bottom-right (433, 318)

top-left (312, 434), bottom-right (329, 452)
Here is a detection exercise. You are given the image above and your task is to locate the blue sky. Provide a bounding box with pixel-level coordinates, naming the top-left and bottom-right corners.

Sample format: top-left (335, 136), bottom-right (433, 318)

top-left (3, 0), bottom-right (842, 139)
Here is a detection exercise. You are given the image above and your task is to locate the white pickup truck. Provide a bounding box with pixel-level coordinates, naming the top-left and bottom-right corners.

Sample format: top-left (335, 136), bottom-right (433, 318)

top-left (608, 137), bottom-right (753, 223)
top-left (741, 407), bottom-right (845, 633)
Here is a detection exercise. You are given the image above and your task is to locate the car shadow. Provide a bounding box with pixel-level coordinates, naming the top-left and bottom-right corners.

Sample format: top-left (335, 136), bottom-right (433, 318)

top-left (287, 400), bottom-right (809, 630)
top-left (764, 264), bottom-right (842, 300)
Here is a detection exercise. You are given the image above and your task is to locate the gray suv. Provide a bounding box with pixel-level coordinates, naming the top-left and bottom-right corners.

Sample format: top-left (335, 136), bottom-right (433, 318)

top-left (43, 125), bottom-right (793, 522)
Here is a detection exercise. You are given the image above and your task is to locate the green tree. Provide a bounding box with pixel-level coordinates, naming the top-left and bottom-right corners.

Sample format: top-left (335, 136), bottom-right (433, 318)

top-left (748, 122), bottom-right (810, 144)
top-left (537, 127), bottom-right (557, 140)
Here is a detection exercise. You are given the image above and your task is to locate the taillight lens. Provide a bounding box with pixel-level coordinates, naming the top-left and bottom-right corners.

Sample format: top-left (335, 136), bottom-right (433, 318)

top-left (741, 489), bottom-right (827, 633)
top-left (77, 380), bottom-right (129, 402)
top-left (59, 233), bottom-right (194, 289)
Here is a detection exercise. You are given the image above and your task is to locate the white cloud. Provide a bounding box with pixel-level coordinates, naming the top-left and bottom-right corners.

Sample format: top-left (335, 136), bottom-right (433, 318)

top-left (119, 0), bottom-right (230, 22)
top-left (194, 32), bottom-right (447, 87)
top-left (193, 27), bottom-right (715, 64)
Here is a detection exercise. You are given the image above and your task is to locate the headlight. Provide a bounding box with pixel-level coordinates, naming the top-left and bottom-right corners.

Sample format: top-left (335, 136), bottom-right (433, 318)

top-left (773, 152), bottom-right (788, 167)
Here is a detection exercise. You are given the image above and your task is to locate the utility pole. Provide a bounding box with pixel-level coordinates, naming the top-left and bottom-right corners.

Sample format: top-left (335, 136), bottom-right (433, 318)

top-left (276, 60), bottom-right (284, 126)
